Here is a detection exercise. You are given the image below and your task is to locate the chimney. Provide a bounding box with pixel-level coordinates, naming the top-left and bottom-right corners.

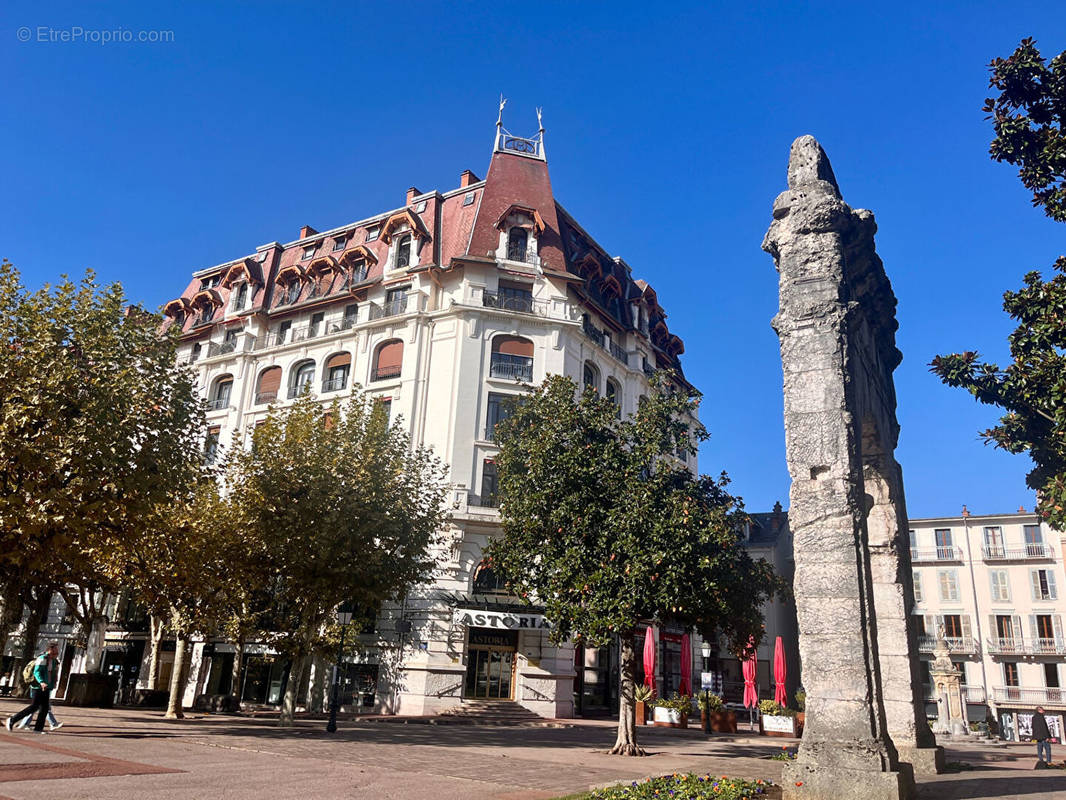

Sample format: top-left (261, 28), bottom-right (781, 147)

top-left (406, 187), bottom-right (421, 206)
top-left (299, 225), bottom-right (318, 239)
top-left (1019, 505), bottom-right (1027, 513)
top-left (961, 505), bottom-right (970, 518)
top-left (460, 170), bottom-right (480, 187)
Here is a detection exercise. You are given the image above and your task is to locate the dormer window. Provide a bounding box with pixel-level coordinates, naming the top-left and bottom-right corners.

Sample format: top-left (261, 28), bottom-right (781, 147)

top-left (366, 227), bottom-right (379, 242)
top-left (395, 235), bottom-right (411, 269)
top-left (332, 235), bottom-right (349, 252)
top-left (301, 245), bottom-right (316, 261)
top-left (507, 227), bottom-right (528, 262)
top-left (232, 283), bottom-right (248, 311)
top-left (463, 191), bottom-right (476, 207)
top-left (199, 275), bottom-right (221, 291)
top-left (286, 281), bottom-right (301, 305)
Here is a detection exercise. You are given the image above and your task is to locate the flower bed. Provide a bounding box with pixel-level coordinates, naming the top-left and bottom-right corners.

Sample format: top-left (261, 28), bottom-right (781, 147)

top-left (587, 773), bottom-right (776, 799)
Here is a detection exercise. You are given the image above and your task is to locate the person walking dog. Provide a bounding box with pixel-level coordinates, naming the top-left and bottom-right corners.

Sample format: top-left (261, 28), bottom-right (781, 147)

top-left (1033, 706), bottom-right (1053, 765)
top-left (4, 641), bottom-right (59, 734)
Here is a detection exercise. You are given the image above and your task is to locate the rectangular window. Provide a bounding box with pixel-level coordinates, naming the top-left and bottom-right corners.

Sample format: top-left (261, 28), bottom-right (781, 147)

top-left (938, 569), bottom-right (959, 602)
top-left (309, 312), bottom-right (324, 337)
top-left (480, 459), bottom-right (499, 507)
top-left (942, 614), bottom-right (963, 638)
top-left (365, 227), bottom-right (379, 242)
top-left (463, 191), bottom-right (476, 207)
top-left (912, 573), bottom-right (922, 606)
top-left (377, 398), bottom-right (392, 425)
top-left (934, 529), bottom-right (953, 559)
top-left (332, 236), bottom-right (348, 252)
top-left (385, 286), bottom-right (408, 316)
top-left (278, 320), bottom-right (292, 344)
top-left (1004, 661), bottom-right (1020, 687)
top-left (301, 245), bottom-right (316, 260)
top-left (990, 569), bottom-right (1011, 602)
top-left (232, 283), bottom-right (248, 311)
top-left (984, 526), bottom-right (1005, 558)
top-left (204, 426), bottom-right (220, 465)
top-left (342, 303), bottom-right (358, 328)
top-left (1032, 568), bottom-right (1058, 601)
top-left (1046, 663), bottom-right (1061, 689)
top-left (1025, 524), bottom-right (1045, 556)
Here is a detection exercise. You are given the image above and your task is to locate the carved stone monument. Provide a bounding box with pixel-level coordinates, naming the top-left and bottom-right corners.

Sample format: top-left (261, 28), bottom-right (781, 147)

top-left (930, 631), bottom-right (969, 738)
top-left (763, 136), bottom-right (943, 800)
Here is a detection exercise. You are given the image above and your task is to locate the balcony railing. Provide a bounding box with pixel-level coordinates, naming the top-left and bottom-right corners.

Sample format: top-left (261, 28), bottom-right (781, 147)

top-left (372, 364), bottom-right (402, 382)
top-left (287, 382), bottom-right (313, 399)
top-left (206, 397), bottom-right (229, 411)
top-left (917, 635), bottom-right (978, 654)
top-left (206, 340), bottom-right (238, 358)
top-left (369, 295), bottom-right (424, 320)
top-left (254, 391), bottom-right (277, 405)
top-left (583, 318), bottom-right (605, 348)
top-left (922, 684), bottom-right (987, 703)
top-left (489, 354), bottom-right (533, 382)
top-left (993, 686), bottom-right (1066, 706)
top-left (982, 543), bottom-right (1054, 561)
top-left (986, 637), bottom-right (1066, 655)
top-left (470, 493), bottom-right (499, 509)
top-left (321, 377), bottom-right (347, 393)
top-left (910, 547), bottom-right (961, 563)
top-left (482, 290), bottom-right (548, 316)
top-left (609, 340), bottom-right (629, 365)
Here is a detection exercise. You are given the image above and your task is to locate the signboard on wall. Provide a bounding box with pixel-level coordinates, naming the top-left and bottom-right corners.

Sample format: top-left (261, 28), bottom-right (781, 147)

top-left (452, 608), bottom-right (551, 630)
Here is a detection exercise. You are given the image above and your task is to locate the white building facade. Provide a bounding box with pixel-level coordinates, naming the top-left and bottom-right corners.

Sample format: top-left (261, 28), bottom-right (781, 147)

top-left (909, 510), bottom-right (1066, 737)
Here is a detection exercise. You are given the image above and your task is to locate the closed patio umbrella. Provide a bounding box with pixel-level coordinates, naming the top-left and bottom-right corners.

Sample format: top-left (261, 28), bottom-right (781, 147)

top-left (642, 627), bottom-right (656, 692)
top-left (741, 638), bottom-right (758, 730)
top-left (773, 636), bottom-right (787, 707)
top-left (680, 633), bottom-right (692, 696)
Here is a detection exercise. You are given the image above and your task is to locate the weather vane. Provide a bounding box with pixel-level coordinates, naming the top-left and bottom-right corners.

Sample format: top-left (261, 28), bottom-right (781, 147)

top-left (497, 94), bottom-right (507, 127)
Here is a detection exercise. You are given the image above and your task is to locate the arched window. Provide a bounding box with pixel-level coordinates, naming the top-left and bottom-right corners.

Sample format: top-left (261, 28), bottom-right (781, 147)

top-left (507, 227), bottom-right (528, 262)
top-left (210, 376), bottom-right (233, 410)
top-left (256, 366), bottom-right (282, 404)
top-left (583, 361), bottom-right (600, 392)
top-left (288, 360), bottom-right (315, 399)
top-left (606, 378), bottom-right (621, 416)
top-left (323, 352), bottom-right (351, 392)
top-left (395, 234), bottom-right (411, 268)
top-left (490, 336), bottom-right (534, 381)
top-left (472, 560), bottom-right (508, 595)
top-left (373, 340), bottom-right (403, 381)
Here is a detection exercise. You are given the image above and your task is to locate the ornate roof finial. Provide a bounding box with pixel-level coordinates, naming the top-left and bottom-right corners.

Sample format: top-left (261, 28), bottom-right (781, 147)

top-left (961, 505), bottom-right (970, 518)
top-left (496, 95), bottom-right (507, 128)
top-left (536, 106), bottom-right (544, 134)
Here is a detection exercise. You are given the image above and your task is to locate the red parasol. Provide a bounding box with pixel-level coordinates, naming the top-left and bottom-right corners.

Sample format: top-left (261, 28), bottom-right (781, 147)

top-left (680, 633), bottom-right (692, 696)
top-left (773, 636), bottom-right (787, 707)
top-left (742, 638), bottom-right (758, 709)
top-left (642, 627), bottom-right (656, 691)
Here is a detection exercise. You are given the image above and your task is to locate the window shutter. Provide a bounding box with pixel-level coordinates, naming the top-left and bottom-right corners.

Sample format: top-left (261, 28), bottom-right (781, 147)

top-left (961, 615), bottom-right (972, 642)
top-left (988, 615), bottom-right (997, 642)
top-left (1012, 615), bottom-right (1023, 642)
top-left (257, 366), bottom-right (282, 395)
top-left (1048, 571), bottom-right (1058, 600)
top-left (1055, 615), bottom-right (1064, 643)
top-left (1030, 615), bottom-right (1040, 643)
top-left (493, 336), bottom-right (534, 357)
top-left (913, 572), bottom-right (922, 603)
top-left (935, 614), bottom-right (945, 637)
top-left (1032, 570), bottom-right (1043, 600)
top-left (924, 614), bottom-right (936, 637)
top-left (376, 340), bottom-right (403, 371)
top-left (326, 352), bottom-right (351, 370)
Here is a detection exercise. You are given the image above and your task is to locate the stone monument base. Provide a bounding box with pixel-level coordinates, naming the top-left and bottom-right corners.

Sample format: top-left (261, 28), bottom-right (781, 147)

top-left (782, 762), bottom-right (914, 800)
top-left (64, 674), bottom-right (115, 707)
top-left (897, 743), bottom-right (945, 775)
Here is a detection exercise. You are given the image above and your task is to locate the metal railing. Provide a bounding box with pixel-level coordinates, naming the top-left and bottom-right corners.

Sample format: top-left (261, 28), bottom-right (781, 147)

top-left (506, 242), bottom-right (529, 263)
top-left (986, 637), bottom-right (1066, 656)
top-left (254, 391), bottom-right (277, 405)
top-left (287, 382), bottom-right (313, 399)
top-left (206, 397), bottom-right (229, 411)
top-left (609, 340), bottom-right (629, 365)
top-left (321, 377), bottom-right (347, 393)
top-left (982, 544), bottom-right (1054, 560)
top-left (917, 635), bottom-right (978, 654)
top-left (922, 685), bottom-right (987, 703)
top-left (369, 297), bottom-right (410, 320)
top-left (482, 290), bottom-right (546, 315)
top-left (993, 686), bottom-right (1066, 706)
top-left (372, 364), bottom-right (402, 382)
top-left (910, 547), bottom-right (961, 562)
top-left (583, 318), bottom-right (605, 347)
top-left (470, 493), bottom-right (499, 509)
top-left (489, 354), bottom-right (533, 381)
top-left (206, 340), bottom-right (238, 358)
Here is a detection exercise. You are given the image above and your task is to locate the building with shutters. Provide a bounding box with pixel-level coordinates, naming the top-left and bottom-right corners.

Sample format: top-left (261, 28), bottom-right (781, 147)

top-left (909, 510), bottom-right (1066, 738)
top-left (118, 114), bottom-right (707, 718)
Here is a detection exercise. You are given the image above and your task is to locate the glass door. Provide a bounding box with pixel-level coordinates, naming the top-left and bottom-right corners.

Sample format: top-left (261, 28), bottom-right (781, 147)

top-left (464, 648), bottom-right (515, 699)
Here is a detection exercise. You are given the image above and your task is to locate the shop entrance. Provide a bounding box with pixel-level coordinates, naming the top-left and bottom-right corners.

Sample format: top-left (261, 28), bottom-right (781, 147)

top-left (464, 629), bottom-right (517, 700)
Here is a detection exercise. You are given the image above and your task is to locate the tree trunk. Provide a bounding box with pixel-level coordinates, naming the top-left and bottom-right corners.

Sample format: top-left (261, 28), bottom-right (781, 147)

top-left (278, 653), bottom-right (309, 727)
top-left (13, 591), bottom-right (49, 697)
top-left (609, 630), bottom-right (646, 756)
top-left (83, 615), bottom-right (107, 674)
top-left (146, 615), bottom-right (164, 690)
top-left (165, 634), bottom-right (188, 719)
top-left (309, 655), bottom-right (326, 714)
top-left (230, 635), bottom-right (244, 703)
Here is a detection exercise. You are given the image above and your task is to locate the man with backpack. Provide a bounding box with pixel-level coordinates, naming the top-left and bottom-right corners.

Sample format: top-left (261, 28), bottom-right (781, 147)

top-left (4, 641), bottom-right (59, 734)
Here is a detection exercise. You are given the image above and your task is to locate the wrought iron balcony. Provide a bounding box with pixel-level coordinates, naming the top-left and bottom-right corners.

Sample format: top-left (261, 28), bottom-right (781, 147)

top-left (287, 383), bottom-right (313, 399)
top-left (922, 684), bottom-right (986, 703)
top-left (609, 341), bottom-right (629, 365)
top-left (489, 354), bottom-right (533, 382)
top-left (993, 686), bottom-right (1066, 706)
top-left (482, 290), bottom-right (546, 315)
top-left (986, 636), bottom-right (1066, 656)
top-left (982, 544), bottom-right (1054, 561)
top-left (254, 391), bottom-right (277, 405)
top-left (206, 339), bottom-right (238, 358)
top-left (321, 377), bottom-right (347, 393)
top-left (917, 635), bottom-right (978, 654)
top-left (371, 364), bottom-right (402, 382)
top-left (206, 397), bottom-right (229, 411)
top-left (910, 547), bottom-right (962, 563)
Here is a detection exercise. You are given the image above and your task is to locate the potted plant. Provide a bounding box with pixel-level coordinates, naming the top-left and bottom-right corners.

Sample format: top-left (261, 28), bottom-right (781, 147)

top-left (794, 689), bottom-right (806, 732)
top-left (634, 684), bottom-right (654, 726)
top-left (758, 699), bottom-right (798, 737)
top-left (698, 692), bottom-right (736, 733)
top-left (652, 694), bottom-right (693, 728)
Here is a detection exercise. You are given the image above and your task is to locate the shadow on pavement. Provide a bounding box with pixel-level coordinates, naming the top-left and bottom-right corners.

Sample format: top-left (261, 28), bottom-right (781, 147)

top-left (917, 773), bottom-right (1066, 799)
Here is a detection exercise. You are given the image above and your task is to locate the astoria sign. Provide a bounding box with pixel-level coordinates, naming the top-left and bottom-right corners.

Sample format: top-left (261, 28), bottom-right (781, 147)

top-left (452, 608), bottom-right (551, 630)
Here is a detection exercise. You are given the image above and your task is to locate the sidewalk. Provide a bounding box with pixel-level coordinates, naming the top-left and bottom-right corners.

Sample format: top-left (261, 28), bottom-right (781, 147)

top-left (0, 701), bottom-right (1064, 799)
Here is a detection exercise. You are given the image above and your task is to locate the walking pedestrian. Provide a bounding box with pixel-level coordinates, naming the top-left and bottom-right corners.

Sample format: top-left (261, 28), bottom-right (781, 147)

top-left (1033, 706), bottom-right (1053, 764)
top-left (4, 641), bottom-right (59, 734)
top-left (14, 708), bottom-right (61, 731)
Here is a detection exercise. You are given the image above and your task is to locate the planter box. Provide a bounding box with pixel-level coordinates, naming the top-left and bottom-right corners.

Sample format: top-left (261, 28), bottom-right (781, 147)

top-left (709, 710), bottom-right (738, 733)
top-left (653, 706), bottom-right (688, 728)
top-left (760, 713), bottom-right (798, 737)
top-left (636, 700), bottom-right (650, 726)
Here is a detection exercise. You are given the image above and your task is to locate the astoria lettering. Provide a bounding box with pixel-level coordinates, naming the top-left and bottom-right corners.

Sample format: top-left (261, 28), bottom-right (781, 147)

top-left (453, 608), bottom-right (551, 630)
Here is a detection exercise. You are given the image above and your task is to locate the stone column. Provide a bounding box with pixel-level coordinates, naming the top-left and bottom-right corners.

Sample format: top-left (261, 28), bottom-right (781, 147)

top-left (764, 136), bottom-right (914, 800)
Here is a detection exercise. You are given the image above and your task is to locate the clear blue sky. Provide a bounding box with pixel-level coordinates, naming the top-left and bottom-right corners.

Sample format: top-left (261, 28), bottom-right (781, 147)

top-left (4, 1), bottom-right (1065, 518)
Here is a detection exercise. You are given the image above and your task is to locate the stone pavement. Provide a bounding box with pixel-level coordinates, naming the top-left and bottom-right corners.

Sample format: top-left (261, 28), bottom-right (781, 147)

top-left (0, 700), bottom-right (1064, 799)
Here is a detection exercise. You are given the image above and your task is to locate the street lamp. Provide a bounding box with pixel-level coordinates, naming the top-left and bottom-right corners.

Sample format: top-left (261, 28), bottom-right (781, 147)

top-left (700, 640), bottom-right (712, 734)
top-left (326, 602), bottom-right (355, 734)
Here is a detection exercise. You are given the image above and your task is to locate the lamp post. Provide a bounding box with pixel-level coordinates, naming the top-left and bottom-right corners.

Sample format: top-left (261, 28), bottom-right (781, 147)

top-left (326, 602), bottom-right (355, 734)
top-left (700, 640), bottom-right (712, 734)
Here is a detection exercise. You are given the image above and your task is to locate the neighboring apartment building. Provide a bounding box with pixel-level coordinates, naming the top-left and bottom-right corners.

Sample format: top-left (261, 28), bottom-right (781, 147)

top-left (909, 509), bottom-right (1066, 738)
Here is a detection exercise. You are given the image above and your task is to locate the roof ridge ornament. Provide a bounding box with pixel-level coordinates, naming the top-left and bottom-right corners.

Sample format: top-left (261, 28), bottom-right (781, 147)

top-left (493, 97), bottom-right (546, 161)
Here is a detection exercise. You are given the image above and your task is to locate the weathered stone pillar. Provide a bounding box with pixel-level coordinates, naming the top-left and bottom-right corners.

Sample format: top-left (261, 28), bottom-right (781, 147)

top-left (764, 135), bottom-right (932, 800)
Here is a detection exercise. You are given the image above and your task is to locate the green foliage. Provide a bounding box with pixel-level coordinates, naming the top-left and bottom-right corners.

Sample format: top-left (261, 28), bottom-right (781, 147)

top-left (0, 261), bottom-right (205, 640)
top-left (489, 374), bottom-right (781, 651)
top-left (585, 774), bottom-right (774, 799)
top-left (770, 747), bottom-right (797, 762)
top-left (697, 692), bottom-right (724, 712)
top-left (652, 693), bottom-right (693, 713)
top-left (933, 40), bottom-right (1066, 527)
top-left (984, 38), bottom-right (1066, 221)
top-left (634, 684), bottom-right (654, 703)
top-left (794, 689), bottom-right (806, 712)
top-left (224, 392), bottom-right (447, 662)
top-left (758, 699), bottom-right (794, 717)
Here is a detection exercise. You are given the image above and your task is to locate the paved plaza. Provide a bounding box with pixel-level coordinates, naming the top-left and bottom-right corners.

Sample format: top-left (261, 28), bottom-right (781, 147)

top-left (0, 701), bottom-right (1064, 800)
